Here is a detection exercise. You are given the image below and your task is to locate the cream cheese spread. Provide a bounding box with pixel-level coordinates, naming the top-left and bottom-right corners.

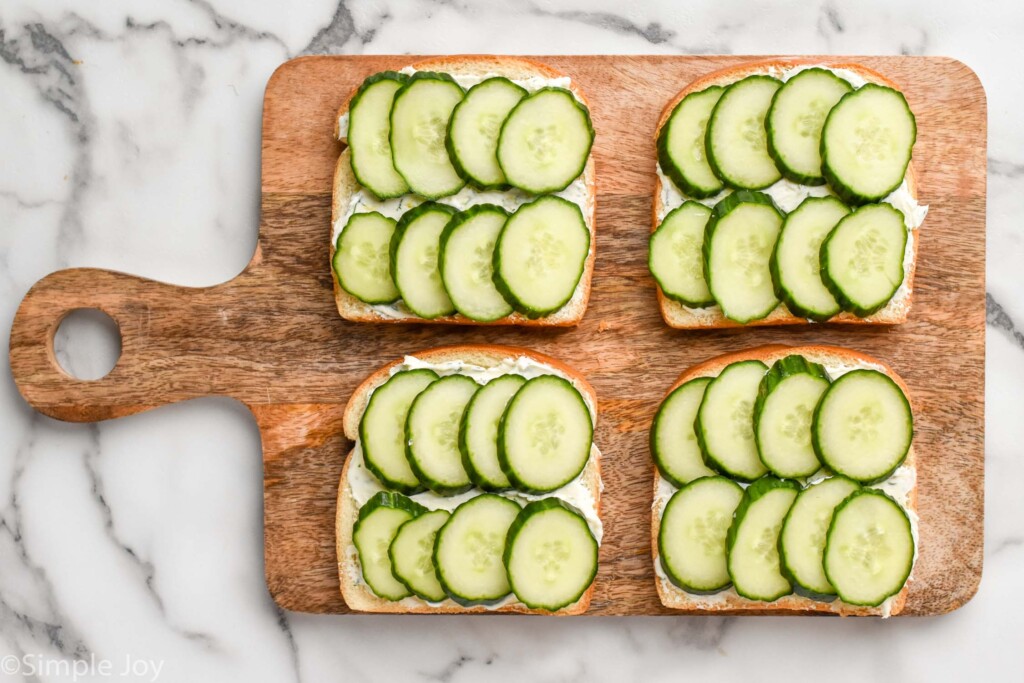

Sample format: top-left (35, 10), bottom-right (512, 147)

top-left (776, 64), bottom-right (869, 88)
top-left (652, 356), bottom-right (918, 618)
top-left (655, 64), bottom-right (927, 324)
top-left (333, 69), bottom-right (592, 320)
top-left (345, 354), bottom-right (603, 609)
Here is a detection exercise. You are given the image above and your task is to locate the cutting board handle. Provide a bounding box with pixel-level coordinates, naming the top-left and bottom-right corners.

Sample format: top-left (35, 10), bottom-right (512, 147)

top-left (9, 267), bottom-right (242, 422)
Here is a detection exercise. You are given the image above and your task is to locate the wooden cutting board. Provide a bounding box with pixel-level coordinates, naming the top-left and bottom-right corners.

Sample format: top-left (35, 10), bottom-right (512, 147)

top-left (9, 56), bottom-right (986, 616)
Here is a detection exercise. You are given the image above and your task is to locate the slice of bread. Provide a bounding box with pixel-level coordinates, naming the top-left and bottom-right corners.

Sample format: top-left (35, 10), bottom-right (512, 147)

top-left (652, 60), bottom-right (921, 329)
top-left (337, 344), bottom-right (601, 615)
top-left (331, 57), bottom-right (596, 326)
top-left (651, 344), bottom-right (917, 616)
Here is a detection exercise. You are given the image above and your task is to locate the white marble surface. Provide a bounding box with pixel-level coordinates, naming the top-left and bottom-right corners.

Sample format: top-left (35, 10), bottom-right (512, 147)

top-left (1, 0), bottom-right (1021, 681)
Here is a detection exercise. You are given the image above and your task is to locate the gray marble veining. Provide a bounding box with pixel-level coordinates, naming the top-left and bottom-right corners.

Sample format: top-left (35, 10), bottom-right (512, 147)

top-left (1, 1), bottom-right (1021, 681)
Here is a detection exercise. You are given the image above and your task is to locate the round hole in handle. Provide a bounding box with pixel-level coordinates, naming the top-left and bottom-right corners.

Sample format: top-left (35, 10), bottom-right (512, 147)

top-left (53, 308), bottom-right (122, 381)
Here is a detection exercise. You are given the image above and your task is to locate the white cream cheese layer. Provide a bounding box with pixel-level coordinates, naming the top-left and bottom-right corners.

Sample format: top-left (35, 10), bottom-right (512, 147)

top-left (655, 64), bottom-right (926, 323)
top-left (775, 63), bottom-right (869, 88)
top-left (656, 166), bottom-right (926, 228)
top-left (652, 356), bottom-right (918, 618)
top-left (333, 69), bottom-right (592, 320)
top-left (345, 355), bottom-right (603, 609)
top-left (348, 443), bottom-right (602, 542)
top-left (334, 174), bottom-right (591, 242)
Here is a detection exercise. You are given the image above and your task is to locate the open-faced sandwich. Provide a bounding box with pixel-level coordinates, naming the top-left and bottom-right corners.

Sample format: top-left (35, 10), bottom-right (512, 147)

top-left (331, 57), bottom-right (596, 326)
top-left (337, 346), bottom-right (602, 614)
top-left (650, 345), bottom-right (917, 616)
top-left (650, 61), bottom-right (928, 328)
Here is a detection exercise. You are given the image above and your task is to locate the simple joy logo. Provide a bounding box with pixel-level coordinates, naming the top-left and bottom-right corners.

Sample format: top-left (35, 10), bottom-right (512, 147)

top-left (0, 653), bottom-right (165, 681)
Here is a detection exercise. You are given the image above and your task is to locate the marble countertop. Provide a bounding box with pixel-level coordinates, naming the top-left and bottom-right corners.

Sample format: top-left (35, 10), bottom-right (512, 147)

top-left (1, 1), bottom-right (1021, 681)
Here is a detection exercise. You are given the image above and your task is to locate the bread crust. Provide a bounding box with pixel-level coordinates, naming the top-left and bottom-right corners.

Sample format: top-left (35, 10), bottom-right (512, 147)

top-left (332, 57), bottom-right (596, 326)
top-left (337, 345), bottom-right (600, 615)
top-left (651, 344), bottom-right (916, 616)
top-left (652, 60), bottom-right (921, 329)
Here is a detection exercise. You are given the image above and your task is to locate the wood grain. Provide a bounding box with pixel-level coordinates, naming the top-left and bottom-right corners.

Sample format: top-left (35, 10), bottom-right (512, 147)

top-left (8, 56), bottom-right (986, 616)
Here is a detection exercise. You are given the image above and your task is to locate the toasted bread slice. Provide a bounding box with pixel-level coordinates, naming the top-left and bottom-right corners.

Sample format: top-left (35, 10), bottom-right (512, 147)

top-left (337, 345), bottom-right (601, 615)
top-left (653, 60), bottom-right (922, 329)
top-left (651, 344), bottom-right (917, 616)
top-left (331, 57), bottom-right (596, 326)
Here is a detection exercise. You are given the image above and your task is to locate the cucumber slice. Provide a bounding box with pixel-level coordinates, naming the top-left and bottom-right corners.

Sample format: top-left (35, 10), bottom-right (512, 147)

top-left (497, 87), bottom-right (594, 194)
top-left (459, 374), bottom-right (526, 491)
top-left (405, 374), bottom-right (479, 495)
top-left (498, 375), bottom-right (593, 493)
top-left (779, 476), bottom-right (860, 599)
top-left (359, 369), bottom-right (438, 493)
top-left (696, 360), bottom-right (769, 482)
top-left (820, 203), bottom-right (907, 317)
top-left (659, 476), bottom-right (744, 593)
top-left (348, 71), bottom-right (410, 199)
top-left (504, 498), bottom-right (598, 611)
top-left (333, 212), bottom-right (401, 305)
top-left (446, 77), bottom-right (527, 189)
top-left (766, 68), bottom-right (853, 185)
top-left (824, 489), bottom-right (914, 606)
top-left (493, 196), bottom-right (589, 318)
top-left (439, 205), bottom-right (514, 322)
top-left (649, 201), bottom-right (715, 308)
top-left (650, 377), bottom-right (716, 487)
top-left (726, 477), bottom-right (799, 601)
top-left (389, 72), bottom-right (466, 198)
top-left (770, 196), bottom-right (849, 321)
top-left (706, 75), bottom-right (783, 190)
top-left (812, 369), bottom-right (913, 484)
top-left (657, 86), bottom-right (725, 198)
top-left (389, 509), bottom-right (450, 602)
top-left (434, 494), bottom-right (521, 605)
top-left (821, 84), bottom-right (917, 205)
top-left (390, 202), bottom-right (458, 319)
top-left (353, 492), bottom-right (427, 600)
top-left (703, 191), bottom-right (784, 324)
top-left (753, 355), bottom-right (831, 478)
